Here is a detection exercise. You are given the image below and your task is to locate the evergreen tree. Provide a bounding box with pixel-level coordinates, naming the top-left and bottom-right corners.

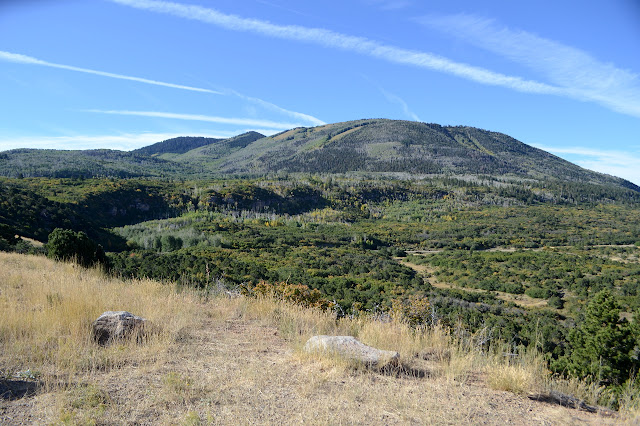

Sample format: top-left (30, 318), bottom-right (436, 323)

top-left (562, 290), bottom-right (636, 385)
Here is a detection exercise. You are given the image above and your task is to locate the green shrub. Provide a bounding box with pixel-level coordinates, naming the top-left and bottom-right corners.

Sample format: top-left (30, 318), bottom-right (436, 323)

top-left (547, 296), bottom-right (564, 309)
top-left (46, 228), bottom-right (106, 268)
top-left (525, 287), bottom-right (546, 299)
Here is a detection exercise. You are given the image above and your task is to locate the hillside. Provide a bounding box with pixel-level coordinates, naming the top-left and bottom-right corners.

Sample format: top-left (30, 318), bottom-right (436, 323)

top-left (171, 131), bottom-right (266, 167)
top-left (131, 136), bottom-right (225, 156)
top-left (1, 120), bottom-right (637, 195)
top-left (0, 148), bottom-right (195, 179)
top-left (2, 120), bottom-right (640, 414)
top-left (132, 131), bottom-right (265, 161)
top-left (0, 252), bottom-right (622, 425)
top-left (213, 119), bottom-right (638, 191)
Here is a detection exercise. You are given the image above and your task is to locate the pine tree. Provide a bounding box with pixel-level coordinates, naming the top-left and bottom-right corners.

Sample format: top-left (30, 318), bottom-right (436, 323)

top-left (564, 290), bottom-right (636, 385)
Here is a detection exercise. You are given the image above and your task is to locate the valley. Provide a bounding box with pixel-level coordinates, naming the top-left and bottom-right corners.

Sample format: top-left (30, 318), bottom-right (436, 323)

top-left (2, 119), bottom-right (640, 413)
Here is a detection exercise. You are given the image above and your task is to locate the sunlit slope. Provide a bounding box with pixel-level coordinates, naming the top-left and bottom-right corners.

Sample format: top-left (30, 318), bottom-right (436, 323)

top-left (207, 119), bottom-right (637, 191)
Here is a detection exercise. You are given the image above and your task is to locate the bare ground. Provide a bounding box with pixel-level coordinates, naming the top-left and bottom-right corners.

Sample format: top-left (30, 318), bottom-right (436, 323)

top-left (0, 302), bottom-right (621, 425)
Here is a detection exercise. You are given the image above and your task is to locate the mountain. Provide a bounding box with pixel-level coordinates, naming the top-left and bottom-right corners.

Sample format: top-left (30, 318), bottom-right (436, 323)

top-left (171, 131), bottom-right (265, 167)
top-left (132, 131), bottom-right (265, 159)
top-left (131, 136), bottom-right (225, 156)
top-left (0, 120), bottom-right (637, 193)
top-left (211, 119), bottom-right (639, 191)
top-left (0, 131), bottom-right (266, 179)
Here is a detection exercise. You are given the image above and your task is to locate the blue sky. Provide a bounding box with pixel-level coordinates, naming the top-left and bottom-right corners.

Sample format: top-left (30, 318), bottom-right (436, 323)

top-left (1, 0), bottom-right (639, 184)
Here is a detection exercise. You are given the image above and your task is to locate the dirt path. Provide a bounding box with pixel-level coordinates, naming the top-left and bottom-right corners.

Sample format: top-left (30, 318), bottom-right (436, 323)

top-left (397, 258), bottom-right (549, 309)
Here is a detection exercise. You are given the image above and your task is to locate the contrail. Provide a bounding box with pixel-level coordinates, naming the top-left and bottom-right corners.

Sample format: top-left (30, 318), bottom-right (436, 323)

top-left (0, 50), bottom-right (222, 94)
top-left (419, 14), bottom-right (640, 118)
top-left (0, 50), bottom-right (325, 126)
top-left (110, 0), bottom-right (566, 96)
top-left (84, 109), bottom-right (305, 129)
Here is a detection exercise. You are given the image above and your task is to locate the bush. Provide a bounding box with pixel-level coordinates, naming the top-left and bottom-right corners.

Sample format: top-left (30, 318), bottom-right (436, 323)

top-left (525, 287), bottom-right (546, 299)
top-left (161, 235), bottom-right (183, 252)
top-left (391, 294), bottom-right (431, 327)
top-left (547, 296), bottom-right (564, 309)
top-left (249, 281), bottom-right (334, 311)
top-left (46, 228), bottom-right (106, 268)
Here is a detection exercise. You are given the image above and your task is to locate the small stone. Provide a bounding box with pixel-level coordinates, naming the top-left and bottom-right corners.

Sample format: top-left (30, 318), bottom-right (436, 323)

top-left (303, 335), bottom-right (399, 368)
top-left (91, 311), bottom-right (148, 345)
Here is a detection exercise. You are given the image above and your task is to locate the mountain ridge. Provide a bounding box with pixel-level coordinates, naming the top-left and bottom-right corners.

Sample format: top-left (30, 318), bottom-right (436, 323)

top-left (131, 136), bottom-right (225, 156)
top-left (0, 119), bottom-right (637, 193)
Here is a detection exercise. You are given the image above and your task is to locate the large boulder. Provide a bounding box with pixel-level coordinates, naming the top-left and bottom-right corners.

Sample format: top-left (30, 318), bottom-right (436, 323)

top-left (91, 311), bottom-right (148, 345)
top-left (303, 335), bottom-right (399, 368)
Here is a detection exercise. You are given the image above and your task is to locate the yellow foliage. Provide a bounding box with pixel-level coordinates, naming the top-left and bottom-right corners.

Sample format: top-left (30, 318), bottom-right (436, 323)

top-left (250, 281), bottom-right (335, 311)
top-left (390, 294), bottom-right (431, 327)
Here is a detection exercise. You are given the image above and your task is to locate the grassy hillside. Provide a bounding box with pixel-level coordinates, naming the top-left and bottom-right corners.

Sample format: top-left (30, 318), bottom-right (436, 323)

top-left (0, 252), bottom-right (628, 424)
top-left (2, 175), bottom-right (640, 357)
top-left (1, 169), bottom-right (640, 415)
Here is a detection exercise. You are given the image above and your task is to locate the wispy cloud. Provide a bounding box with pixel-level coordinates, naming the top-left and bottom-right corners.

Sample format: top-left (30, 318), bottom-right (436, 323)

top-left (110, 0), bottom-right (565, 95)
top-left (0, 132), bottom-right (230, 151)
top-left (418, 14), bottom-right (640, 118)
top-left (379, 88), bottom-right (421, 121)
top-left (0, 50), bottom-right (222, 94)
top-left (364, 0), bottom-right (412, 11)
top-left (363, 76), bottom-right (421, 121)
top-left (0, 50), bottom-right (325, 128)
top-left (84, 109), bottom-right (305, 129)
top-left (229, 90), bottom-right (326, 126)
top-left (534, 144), bottom-right (640, 185)
top-left (254, 0), bottom-right (310, 17)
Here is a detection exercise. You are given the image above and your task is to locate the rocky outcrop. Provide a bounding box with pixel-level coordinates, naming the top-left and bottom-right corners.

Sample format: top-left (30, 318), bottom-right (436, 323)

top-left (303, 335), bottom-right (399, 368)
top-left (91, 311), bottom-right (148, 345)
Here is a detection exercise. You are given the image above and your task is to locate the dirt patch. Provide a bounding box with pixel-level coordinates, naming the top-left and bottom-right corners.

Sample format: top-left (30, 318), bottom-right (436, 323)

top-left (1, 302), bottom-right (619, 425)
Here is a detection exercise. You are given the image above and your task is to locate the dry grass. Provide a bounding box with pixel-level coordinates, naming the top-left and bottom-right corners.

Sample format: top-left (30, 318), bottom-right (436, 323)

top-left (0, 252), bottom-right (202, 388)
top-left (0, 252), bottom-right (624, 424)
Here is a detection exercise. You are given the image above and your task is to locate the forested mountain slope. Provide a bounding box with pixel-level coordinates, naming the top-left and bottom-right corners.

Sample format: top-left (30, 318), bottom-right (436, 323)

top-left (212, 119), bottom-right (638, 192)
top-left (0, 120), bottom-right (637, 195)
top-left (131, 136), bottom-right (225, 156)
top-left (0, 148), bottom-right (193, 179)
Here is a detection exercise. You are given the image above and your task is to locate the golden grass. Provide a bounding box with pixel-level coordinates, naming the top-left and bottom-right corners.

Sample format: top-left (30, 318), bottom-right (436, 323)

top-left (0, 252), bottom-right (623, 424)
top-left (0, 252), bottom-right (201, 383)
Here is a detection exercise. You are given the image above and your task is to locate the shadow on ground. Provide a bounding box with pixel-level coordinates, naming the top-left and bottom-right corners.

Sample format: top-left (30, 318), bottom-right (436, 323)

top-left (379, 362), bottom-right (431, 379)
top-left (0, 379), bottom-right (40, 400)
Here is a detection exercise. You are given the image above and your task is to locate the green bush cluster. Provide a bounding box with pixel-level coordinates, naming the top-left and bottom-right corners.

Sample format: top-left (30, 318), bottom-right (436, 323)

top-left (46, 228), bottom-right (106, 267)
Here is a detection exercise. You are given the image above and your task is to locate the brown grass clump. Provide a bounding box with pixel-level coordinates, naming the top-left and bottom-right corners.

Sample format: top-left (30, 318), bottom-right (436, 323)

top-left (0, 252), bottom-right (623, 424)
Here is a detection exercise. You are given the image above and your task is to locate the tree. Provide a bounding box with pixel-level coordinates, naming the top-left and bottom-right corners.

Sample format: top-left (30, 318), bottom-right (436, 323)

top-left (46, 228), bottom-right (106, 268)
top-left (561, 290), bottom-right (636, 385)
top-left (0, 223), bottom-right (19, 249)
top-left (160, 235), bottom-right (183, 252)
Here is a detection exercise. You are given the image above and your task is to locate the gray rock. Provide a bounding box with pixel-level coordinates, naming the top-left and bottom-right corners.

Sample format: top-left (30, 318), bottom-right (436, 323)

top-left (91, 311), bottom-right (148, 345)
top-left (303, 335), bottom-right (399, 368)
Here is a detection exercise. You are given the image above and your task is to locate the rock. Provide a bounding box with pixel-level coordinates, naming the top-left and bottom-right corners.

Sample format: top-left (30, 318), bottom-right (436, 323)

top-left (91, 311), bottom-right (148, 345)
top-left (303, 335), bottom-right (399, 368)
